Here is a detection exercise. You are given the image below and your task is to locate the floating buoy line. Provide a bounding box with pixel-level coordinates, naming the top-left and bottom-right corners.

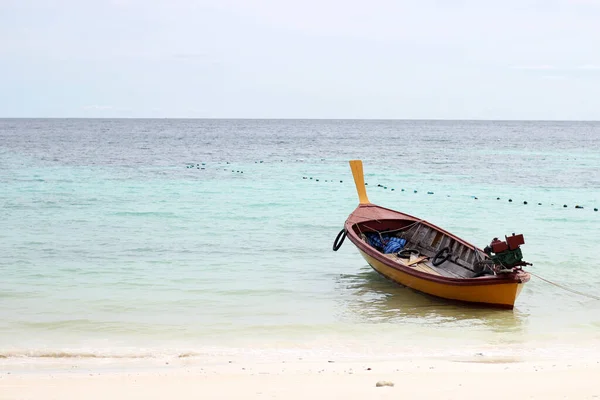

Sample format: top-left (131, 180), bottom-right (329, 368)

top-left (301, 176), bottom-right (598, 212)
top-left (183, 161), bottom-right (598, 213)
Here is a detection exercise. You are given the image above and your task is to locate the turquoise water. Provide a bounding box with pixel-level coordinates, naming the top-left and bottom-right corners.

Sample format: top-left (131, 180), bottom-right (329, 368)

top-left (1, 119), bottom-right (599, 362)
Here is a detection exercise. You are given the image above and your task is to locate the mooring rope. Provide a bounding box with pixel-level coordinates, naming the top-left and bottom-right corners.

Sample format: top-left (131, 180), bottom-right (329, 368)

top-left (529, 271), bottom-right (600, 301)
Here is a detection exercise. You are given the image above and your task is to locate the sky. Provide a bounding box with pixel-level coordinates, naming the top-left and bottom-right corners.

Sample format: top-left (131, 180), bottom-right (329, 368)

top-left (1, 0), bottom-right (600, 119)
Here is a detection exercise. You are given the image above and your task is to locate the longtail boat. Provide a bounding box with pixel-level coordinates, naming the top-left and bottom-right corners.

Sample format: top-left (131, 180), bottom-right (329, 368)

top-left (333, 160), bottom-right (531, 309)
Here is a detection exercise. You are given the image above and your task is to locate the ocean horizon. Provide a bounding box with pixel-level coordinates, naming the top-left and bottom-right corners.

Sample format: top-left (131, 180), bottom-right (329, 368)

top-left (3, 117), bottom-right (600, 121)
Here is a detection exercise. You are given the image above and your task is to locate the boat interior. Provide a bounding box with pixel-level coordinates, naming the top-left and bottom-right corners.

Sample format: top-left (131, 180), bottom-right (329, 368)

top-left (351, 219), bottom-right (493, 279)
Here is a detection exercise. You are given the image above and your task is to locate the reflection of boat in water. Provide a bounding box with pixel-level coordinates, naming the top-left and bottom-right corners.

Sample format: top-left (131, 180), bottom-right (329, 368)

top-left (333, 160), bottom-right (531, 309)
top-left (336, 267), bottom-right (527, 334)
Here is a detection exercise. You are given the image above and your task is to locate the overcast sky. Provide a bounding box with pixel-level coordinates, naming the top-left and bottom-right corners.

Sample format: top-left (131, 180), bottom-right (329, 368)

top-left (1, 0), bottom-right (600, 119)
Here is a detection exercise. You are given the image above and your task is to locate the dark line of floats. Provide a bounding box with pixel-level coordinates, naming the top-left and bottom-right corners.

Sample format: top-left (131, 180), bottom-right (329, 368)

top-left (183, 162), bottom-right (598, 212)
top-left (301, 176), bottom-right (598, 212)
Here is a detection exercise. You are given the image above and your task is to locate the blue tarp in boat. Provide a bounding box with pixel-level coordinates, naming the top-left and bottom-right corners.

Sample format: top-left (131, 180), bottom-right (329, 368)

top-left (365, 233), bottom-right (406, 254)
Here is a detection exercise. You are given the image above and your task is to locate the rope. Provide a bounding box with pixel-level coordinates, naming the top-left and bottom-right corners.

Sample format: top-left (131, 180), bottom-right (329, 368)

top-left (529, 271), bottom-right (600, 301)
top-left (357, 220), bottom-right (422, 236)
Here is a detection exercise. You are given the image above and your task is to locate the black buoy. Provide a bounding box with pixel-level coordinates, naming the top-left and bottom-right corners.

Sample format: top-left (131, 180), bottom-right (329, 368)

top-left (594, 208), bottom-right (598, 212)
top-left (497, 197), bottom-right (500, 200)
top-left (365, 182), bottom-right (368, 185)
top-left (427, 191), bottom-right (434, 195)
top-left (563, 204), bottom-right (567, 208)
top-left (575, 205), bottom-right (583, 209)
top-left (401, 189), bottom-right (404, 192)
top-left (414, 190), bottom-right (417, 193)
top-left (524, 201), bottom-right (528, 205)
top-left (538, 203), bottom-right (542, 205)
top-left (509, 199), bottom-right (512, 202)
top-left (340, 180), bottom-right (343, 183)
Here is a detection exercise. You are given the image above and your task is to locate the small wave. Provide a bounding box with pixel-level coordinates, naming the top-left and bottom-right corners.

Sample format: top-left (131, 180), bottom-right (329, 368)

top-left (16, 319), bottom-right (133, 333)
top-left (0, 350), bottom-right (155, 359)
top-left (112, 211), bottom-right (179, 218)
top-left (0, 290), bottom-right (42, 299)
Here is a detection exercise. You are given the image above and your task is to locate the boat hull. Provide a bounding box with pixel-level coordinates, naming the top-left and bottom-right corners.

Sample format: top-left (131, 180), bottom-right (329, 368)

top-left (358, 249), bottom-right (525, 309)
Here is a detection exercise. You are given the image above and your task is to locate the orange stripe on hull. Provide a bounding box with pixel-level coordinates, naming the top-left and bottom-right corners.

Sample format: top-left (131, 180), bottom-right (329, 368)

top-left (360, 250), bottom-right (524, 309)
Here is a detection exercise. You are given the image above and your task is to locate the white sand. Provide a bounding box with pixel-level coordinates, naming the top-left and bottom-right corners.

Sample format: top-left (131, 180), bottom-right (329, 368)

top-left (2, 357), bottom-right (599, 400)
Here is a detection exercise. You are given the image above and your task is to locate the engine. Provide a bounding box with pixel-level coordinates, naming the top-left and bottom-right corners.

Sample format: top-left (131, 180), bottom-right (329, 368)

top-left (483, 233), bottom-right (531, 270)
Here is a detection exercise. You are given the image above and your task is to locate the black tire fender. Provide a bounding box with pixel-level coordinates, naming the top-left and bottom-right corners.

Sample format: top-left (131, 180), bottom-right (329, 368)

top-left (333, 229), bottom-right (347, 251)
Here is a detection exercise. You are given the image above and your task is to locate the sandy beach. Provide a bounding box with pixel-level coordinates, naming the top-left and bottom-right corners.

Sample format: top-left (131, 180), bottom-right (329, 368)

top-left (2, 356), bottom-right (599, 400)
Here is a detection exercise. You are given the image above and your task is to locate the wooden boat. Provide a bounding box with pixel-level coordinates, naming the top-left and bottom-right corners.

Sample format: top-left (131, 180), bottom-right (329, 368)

top-left (333, 160), bottom-right (531, 309)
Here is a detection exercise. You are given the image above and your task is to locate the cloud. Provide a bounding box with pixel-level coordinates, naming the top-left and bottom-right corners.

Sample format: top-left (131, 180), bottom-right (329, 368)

top-left (173, 53), bottom-right (204, 59)
top-left (511, 64), bottom-right (600, 73)
top-left (577, 64), bottom-right (600, 70)
top-left (82, 105), bottom-right (114, 111)
top-left (510, 65), bottom-right (556, 70)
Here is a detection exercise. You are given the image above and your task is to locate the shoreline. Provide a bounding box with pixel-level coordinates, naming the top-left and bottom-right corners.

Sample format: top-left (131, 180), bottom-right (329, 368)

top-left (2, 357), bottom-right (598, 399)
top-left (2, 330), bottom-right (600, 363)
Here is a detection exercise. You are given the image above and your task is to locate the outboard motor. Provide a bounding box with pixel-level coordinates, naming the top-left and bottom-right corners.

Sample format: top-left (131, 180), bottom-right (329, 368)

top-left (483, 233), bottom-right (531, 270)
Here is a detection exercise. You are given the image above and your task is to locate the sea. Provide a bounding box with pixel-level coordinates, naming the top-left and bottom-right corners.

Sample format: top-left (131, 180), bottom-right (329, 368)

top-left (1, 119), bottom-right (599, 369)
